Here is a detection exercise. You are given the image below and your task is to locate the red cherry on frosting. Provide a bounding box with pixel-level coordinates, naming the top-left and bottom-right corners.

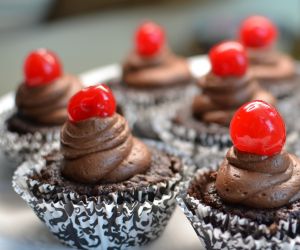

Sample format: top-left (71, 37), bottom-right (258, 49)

top-left (24, 48), bottom-right (62, 87)
top-left (68, 84), bottom-right (116, 122)
top-left (240, 16), bottom-right (277, 48)
top-left (135, 21), bottom-right (165, 57)
top-left (209, 41), bottom-right (248, 77)
top-left (230, 100), bottom-right (286, 156)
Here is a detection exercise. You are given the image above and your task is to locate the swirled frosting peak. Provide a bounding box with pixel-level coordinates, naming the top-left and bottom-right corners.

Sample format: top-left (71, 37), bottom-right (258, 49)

top-left (248, 48), bottom-right (296, 80)
top-left (216, 147), bottom-right (300, 209)
top-left (16, 74), bottom-right (82, 125)
top-left (61, 114), bottom-right (151, 184)
top-left (192, 72), bottom-right (276, 125)
top-left (122, 47), bottom-right (191, 88)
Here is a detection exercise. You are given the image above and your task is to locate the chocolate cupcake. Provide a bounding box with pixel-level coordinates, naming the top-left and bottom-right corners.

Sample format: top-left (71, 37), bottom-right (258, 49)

top-left (154, 41), bottom-right (276, 154)
top-left (239, 16), bottom-right (300, 98)
top-left (0, 49), bottom-right (82, 159)
top-left (178, 100), bottom-right (300, 249)
top-left (112, 21), bottom-right (195, 138)
top-left (13, 84), bottom-right (188, 250)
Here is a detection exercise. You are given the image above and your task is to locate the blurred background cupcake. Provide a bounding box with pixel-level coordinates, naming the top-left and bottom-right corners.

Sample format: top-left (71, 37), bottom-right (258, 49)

top-left (0, 48), bottom-right (82, 160)
top-left (153, 41), bottom-right (276, 155)
top-left (110, 20), bottom-right (196, 139)
top-left (238, 15), bottom-right (300, 99)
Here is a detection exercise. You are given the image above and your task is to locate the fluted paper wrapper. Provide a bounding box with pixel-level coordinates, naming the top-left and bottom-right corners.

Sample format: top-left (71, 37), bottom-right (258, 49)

top-left (13, 140), bottom-right (193, 250)
top-left (152, 106), bottom-right (231, 157)
top-left (259, 68), bottom-right (300, 99)
top-left (112, 80), bottom-right (197, 110)
top-left (111, 81), bottom-right (198, 139)
top-left (0, 109), bottom-right (60, 161)
top-left (177, 165), bottom-right (300, 250)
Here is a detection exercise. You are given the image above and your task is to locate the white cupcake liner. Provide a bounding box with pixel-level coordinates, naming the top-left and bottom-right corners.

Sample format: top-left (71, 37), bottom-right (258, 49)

top-left (13, 140), bottom-right (194, 250)
top-left (177, 166), bottom-right (300, 250)
top-left (0, 109), bottom-right (60, 162)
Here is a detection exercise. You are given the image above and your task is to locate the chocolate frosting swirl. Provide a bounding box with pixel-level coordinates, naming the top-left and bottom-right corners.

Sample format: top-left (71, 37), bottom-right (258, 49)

top-left (61, 114), bottom-right (151, 184)
top-left (122, 47), bottom-right (191, 88)
top-left (216, 147), bottom-right (300, 208)
top-left (16, 74), bottom-right (82, 125)
top-left (248, 48), bottom-right (296, 81)
top-left (192, 72), bottom-right (276, 125)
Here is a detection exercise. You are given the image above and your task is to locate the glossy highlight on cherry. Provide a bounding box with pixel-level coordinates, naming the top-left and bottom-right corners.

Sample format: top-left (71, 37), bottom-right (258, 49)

top-left (209, 41), bottom-right (248, 77)
top-left (68, 84), bottom-right (116, 122)
top-left (230, 100), bottom-right (286, 156)
top-left (24, 48), bottom-right (62, 87)
top-left (135, 21), bottom-right (165, 57)
top-left (240, 15), bottom-right (277, 48)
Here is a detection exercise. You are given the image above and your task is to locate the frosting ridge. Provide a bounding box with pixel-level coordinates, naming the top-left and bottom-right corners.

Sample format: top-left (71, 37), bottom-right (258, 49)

top-left (16, 74), bottom-right (82, 125)
top-left (248, 48), bottom-right (296, 80)
top-left (122, 47), bottom-right (191, 88)
top-left (192, 72), bottom-right (275, 125)
top-left (61, 114), bottom-right (151, 184)
top-left (216, 147), bottom-right (300, 208)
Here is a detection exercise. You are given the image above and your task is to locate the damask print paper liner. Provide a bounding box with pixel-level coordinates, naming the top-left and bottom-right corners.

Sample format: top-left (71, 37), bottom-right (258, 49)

top-left (177, 167), bottom-right (300, 250)
top-left (12, 141), bottom-right (192, 250)
top-left (0, 108), bottom-right (60, 161)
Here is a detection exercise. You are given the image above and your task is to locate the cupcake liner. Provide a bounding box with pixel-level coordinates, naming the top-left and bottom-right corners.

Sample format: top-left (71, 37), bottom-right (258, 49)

top-left (129, 101), bottom-right (186, 140)
top-left (0, 108), bottom-right (60, 162)
top-left (152, 105), bottom-right (231, 157)
top-left (13, 140), bottom-right (194, 250)
top-left (177, 164), bottom-right (300, 250)
top-left (110, 81), bottom-right (198, 139)
top-left (112, 80), bottom-right (198, 110)
top-left (259, 64), bottom-right (300, 99)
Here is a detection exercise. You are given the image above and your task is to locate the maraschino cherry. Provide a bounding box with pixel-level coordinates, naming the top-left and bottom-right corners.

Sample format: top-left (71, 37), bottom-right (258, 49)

top-left (68, 84), bottom-right (116, 122)
top-left (230, 100), bottom-right (285, 156)
top-left (24, 48), bottom-right (62, 87)
top-left (209, 41), bottom-right (248, 77)
top-left (135, 21), bottom-right (165, 57)
top-left (239, 16), bottom-right (277, 48)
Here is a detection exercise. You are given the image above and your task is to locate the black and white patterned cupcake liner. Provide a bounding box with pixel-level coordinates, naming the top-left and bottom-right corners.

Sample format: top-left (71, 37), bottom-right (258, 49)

top-left (177, 164), bottom-right (300, 250)
top-left (112, 81), bottom-right (198, 110)
top-left (0, 108), bottom-right (60, 162)
top-left (110, 81), bottom-right (198, 139)
top-left (152, 107), bottom-right (231, 158)
top-left (12, 140), bottom-right (194, 250)
top-left (259, 64), bottom-right (300, 99)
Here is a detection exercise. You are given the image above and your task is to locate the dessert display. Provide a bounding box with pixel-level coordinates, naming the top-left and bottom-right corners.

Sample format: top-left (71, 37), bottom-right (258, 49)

top-left (13, 84), bottom-right (186, 249)
top-left (155, 41), bottom-right (276, 152)
top-left (0, 48), bottom-right (82, 158)
top-left (2, 12), bottom-right (300, 249)
top-left (178, 100), bottom-right (300, 249)
top-left (239, 15), bottom-right (299, 98)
